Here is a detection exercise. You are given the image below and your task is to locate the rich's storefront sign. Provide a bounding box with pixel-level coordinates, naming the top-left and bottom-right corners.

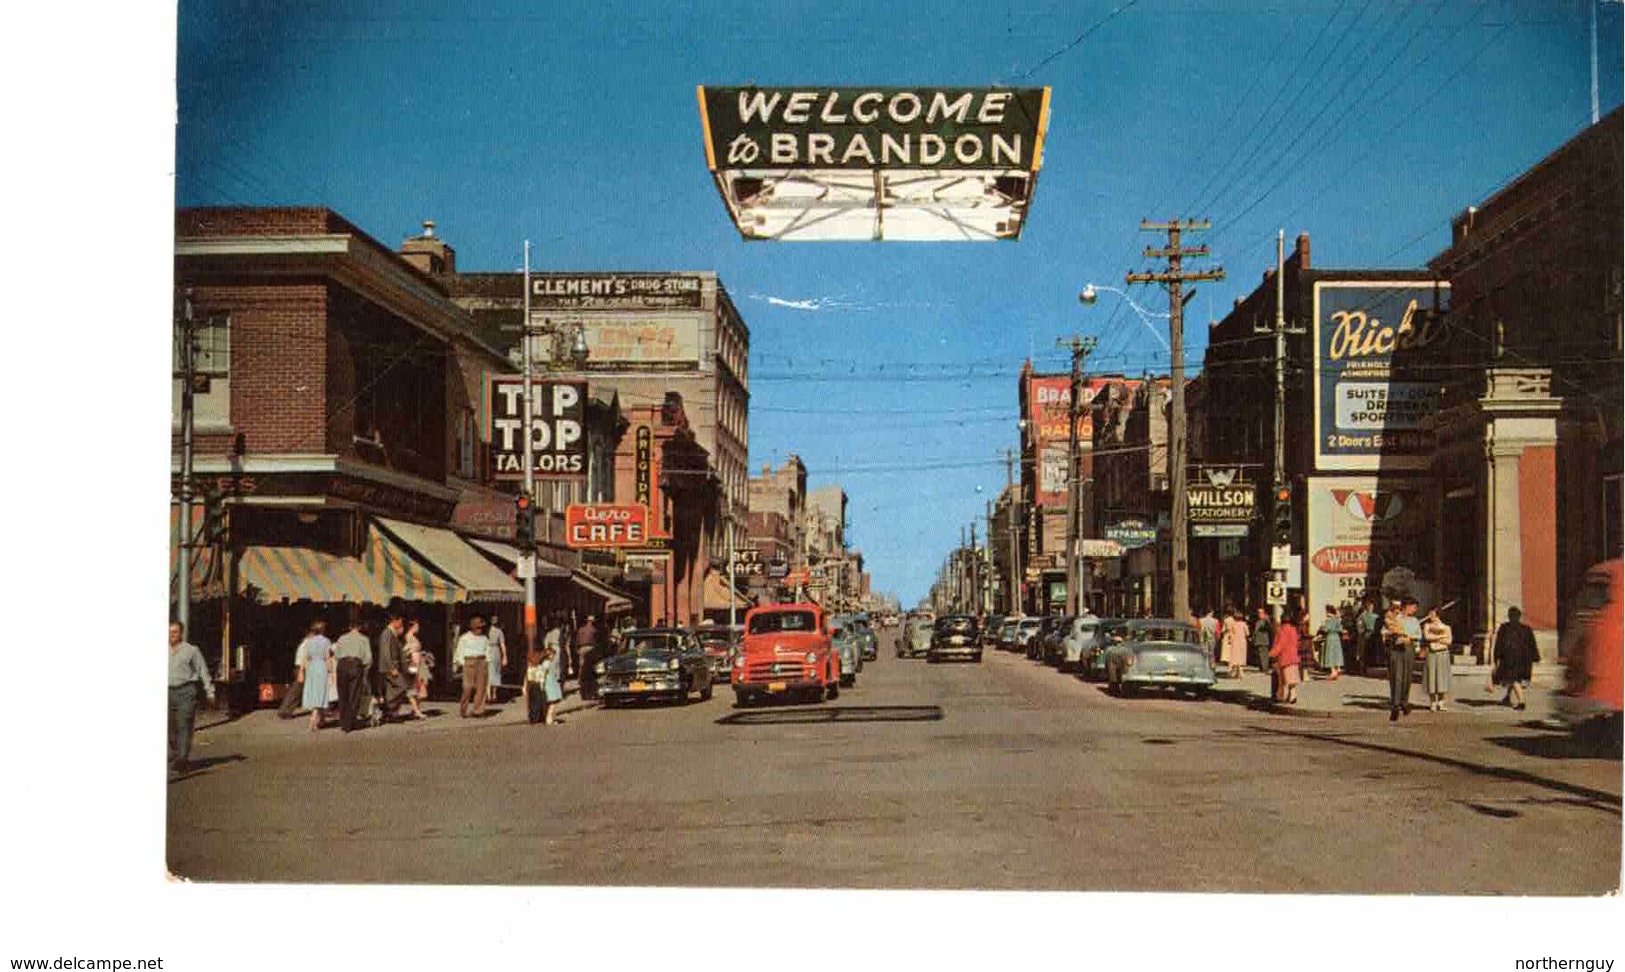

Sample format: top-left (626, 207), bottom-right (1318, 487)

top-left (565, 504), bottom-right (649, 548)
top-left (699, 87), bottom-right (1050, 171)
top-left (1305, 475), bottom-right (1434, 613)
top-left (1313, 281), bottom-right (1449, 472)
top-left (485, 377), bottom-right (588, 481)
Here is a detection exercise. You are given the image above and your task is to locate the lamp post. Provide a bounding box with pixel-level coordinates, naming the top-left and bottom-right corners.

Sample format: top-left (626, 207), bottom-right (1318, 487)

top-left (521, 240), bottom-right (589, 657)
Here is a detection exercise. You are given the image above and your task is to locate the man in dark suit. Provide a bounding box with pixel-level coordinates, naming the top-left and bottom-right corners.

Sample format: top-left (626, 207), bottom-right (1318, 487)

top-left (378, 609), bottom-right (424, 722)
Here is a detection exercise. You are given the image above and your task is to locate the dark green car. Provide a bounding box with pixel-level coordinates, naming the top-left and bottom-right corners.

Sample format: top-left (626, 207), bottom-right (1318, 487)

top-left (597, 628), bottom-right (713, 706)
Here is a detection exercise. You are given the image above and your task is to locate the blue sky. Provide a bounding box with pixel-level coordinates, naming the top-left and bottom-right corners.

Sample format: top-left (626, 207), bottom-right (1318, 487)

top-left (176, 0), bottom-right (1622, 605)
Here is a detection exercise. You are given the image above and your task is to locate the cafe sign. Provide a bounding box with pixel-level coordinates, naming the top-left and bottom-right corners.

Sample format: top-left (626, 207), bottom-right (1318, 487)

top-left (565, 504), bottom-right (649, 549)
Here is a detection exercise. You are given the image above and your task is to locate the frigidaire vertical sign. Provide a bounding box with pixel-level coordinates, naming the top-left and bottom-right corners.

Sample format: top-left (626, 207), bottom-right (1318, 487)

top-left (698, 87), bottom-right (1051, 170)
top-left (634, 426), bottom-right (653, 508)
top-left (484, 377), bottom-right (588, 481)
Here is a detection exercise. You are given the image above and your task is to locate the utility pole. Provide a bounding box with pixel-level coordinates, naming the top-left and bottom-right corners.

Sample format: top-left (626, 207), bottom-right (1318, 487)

top-left (969, 520), bottom-right (979, 616)
top-left (1056, 334), bottom-right (1098, 617)
top-left (175, 289), bottom-right (197, 635)
top-left (1127, 218), bottom-right (1225, 622)
top-left (521, 241), bottom-right (538, 658)
top-left (726, 478), bottom-right (737, 629)
top-left (1254, 230), bottom-right (1307, 611)
top-left (1002, 449), bottom-right (1021, 615)
top-left (985, 497), bottom-right (995, 613)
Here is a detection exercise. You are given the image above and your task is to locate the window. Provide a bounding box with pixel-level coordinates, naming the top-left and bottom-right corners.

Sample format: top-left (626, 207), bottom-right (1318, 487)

top-left (173, 313), bottom-right (230, 428)
top-left (454, 409), bottom-right (477, 480)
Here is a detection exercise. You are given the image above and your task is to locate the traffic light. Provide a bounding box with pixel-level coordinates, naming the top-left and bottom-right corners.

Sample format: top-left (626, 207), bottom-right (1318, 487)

top-left (1271, 483), bottom-right (1293, 546)
top-left (514, 493), bottom-right (534, 548)
top-left (203, 490), bottom-right (228, 546)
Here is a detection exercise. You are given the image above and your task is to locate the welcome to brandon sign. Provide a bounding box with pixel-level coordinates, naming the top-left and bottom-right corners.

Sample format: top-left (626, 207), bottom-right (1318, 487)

top-left (698, 87), bottom-right (1050, 170)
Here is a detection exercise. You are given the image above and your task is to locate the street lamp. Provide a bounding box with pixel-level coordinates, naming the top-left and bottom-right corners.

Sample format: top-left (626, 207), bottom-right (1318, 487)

top-left (1080, 283), bottom-right (1170, 351)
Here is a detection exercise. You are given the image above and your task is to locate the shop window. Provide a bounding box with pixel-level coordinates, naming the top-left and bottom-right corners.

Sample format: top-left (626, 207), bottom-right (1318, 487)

top-left (173, 313), bottom-right (230, 429)
top-left (454, 408), bottom-right (477, 480)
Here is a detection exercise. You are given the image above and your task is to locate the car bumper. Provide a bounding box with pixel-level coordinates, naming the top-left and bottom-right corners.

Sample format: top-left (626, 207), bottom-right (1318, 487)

top-left (600, 676), bottom-right (684, 699)
top-left (734, 678), bottom-right (825, 696)
top-left (1122, 672), bottom-right (1216, 688)
top-left (930, 644), bottom-right (982, 658)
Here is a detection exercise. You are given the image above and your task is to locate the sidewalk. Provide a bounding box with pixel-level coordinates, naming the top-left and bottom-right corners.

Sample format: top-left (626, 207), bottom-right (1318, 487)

top-left (194, 681), bottom-right (604, 741)
top-left (1208, 665), bottom-right (1561, 722)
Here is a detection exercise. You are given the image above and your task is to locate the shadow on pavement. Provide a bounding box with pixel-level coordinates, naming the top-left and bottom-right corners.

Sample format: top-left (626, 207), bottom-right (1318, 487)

top-left (171, 754), bottom-right (248, 783)
top-left (1248, 725), bottom-right (1621, 815)
top-left (715, 705), bottom-right (944, 727)
top-left (1486, 733), bottom-right (1624, 762)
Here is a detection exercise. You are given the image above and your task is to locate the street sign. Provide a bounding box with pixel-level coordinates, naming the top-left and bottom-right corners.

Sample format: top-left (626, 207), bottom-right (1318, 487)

top-left (1283, 555), bottom-right (1303, 590)
top-left (1271, 544), bottom-right (1292, 570)
top-left (1193, 524), bottom-right (1249, 538)
top-left (1267, 580), bottom-right (1287, 605)
top-left (515, 554), bottom-right (536, 579)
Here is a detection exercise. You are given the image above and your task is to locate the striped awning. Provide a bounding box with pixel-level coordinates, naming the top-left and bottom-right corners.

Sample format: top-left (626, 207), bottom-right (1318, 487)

top-left (569, 569), bottom-right (633, 615)
top-left (703, 570), bottom-right (753, 611)
top-left (237, 546), bottom-right (392, 606)
top-left (364, 522), bottom-right (465, 603)
top-left (374, 518), bottom-right (523, 603)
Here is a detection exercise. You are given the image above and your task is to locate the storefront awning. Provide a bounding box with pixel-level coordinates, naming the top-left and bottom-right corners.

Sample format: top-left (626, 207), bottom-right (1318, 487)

top-left (568, 569), bottom-right (633, 615)
top-left (703, 571), bottom-right (752, 611)
top-left (373, 518), bottom-right (524, 603)
top-left (467, 538), bottom-right (571, 579)
top-left (238, 545), bottom-right (392, 606)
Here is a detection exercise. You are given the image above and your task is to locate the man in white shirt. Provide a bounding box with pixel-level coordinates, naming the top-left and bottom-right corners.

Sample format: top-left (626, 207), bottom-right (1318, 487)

top-left (453, 616), bottom-right (492, 718)
top-left (168, 621), bottom-right (216, 778)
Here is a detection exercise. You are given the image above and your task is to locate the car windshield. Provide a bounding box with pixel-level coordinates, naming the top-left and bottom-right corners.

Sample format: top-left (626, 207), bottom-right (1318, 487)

top-left (1128, 625), bottom-right (1202, 646)
top-left (748, 611), bottom-right (819, 635)
top-left (937, 616), bottom-right (977, 634)
top-left (1019, 619), bottom-right (1041, 631)
top-left (623, 633), bottom-right (683, 654)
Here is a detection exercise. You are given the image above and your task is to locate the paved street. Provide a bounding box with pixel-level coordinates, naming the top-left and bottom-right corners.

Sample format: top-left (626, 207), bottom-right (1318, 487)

top-left (168, 630), bottom-right (1619, 893)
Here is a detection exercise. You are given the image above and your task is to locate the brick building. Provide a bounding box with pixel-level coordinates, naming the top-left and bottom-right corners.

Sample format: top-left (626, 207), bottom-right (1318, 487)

top-left (1424, 108), bottom-right (1623, 658)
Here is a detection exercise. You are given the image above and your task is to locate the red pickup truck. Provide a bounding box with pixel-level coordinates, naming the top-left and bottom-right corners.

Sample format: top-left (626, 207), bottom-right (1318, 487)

top-left (731, 602), bottom-right (840, 706)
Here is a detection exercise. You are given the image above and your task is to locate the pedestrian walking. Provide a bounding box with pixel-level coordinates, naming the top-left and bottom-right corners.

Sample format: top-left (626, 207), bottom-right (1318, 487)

top-left (279, 621), bottom-right (322, 719)
top-left (378, 609), bottom-right (425, 722)
top-left (1219, 604), bottom-right (1249, 678)
top-left (543, 613), bottom-right (565, 674)
top-left (1492, 606), bottom-right (1540, 710)
top-left (1251, 606), bottom-right (1274, 672)
top-left (523, 645), bottom-right (565, 725)
top-left (1270, 608), bottom-right (1302, 705)
top-left (453, 616), bottom-right (492, 718)
top-left (1197, 606), bottom-right (1219, 664)
top-left (486, 616), bottom-right (507, 704)
top-left (1386, 597), bottom-right (1421, 722)
top-left (576, 614), bottom-right (600, 699)
top-left (1422, 607), bottom-right (1453, 711)
top-left (168, 621), bottom-right (216, 778)
top-left (405, 618), bottom-right (429, 701)
top-left (295, 620), bottom-right (333, 733)
top-left (332, 616), bottom-right (374, 732)
top-left (1354, 596), bottom-right (1381, 677)
top-left (1316, 604), bottom-right (1345, 681)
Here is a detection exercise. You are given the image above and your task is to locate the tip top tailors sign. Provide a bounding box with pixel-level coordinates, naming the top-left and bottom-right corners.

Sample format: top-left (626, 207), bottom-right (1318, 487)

top-left (698, 87), bottom-right (1051, 171)
top-left (1188, 467), bottom-right (1256, 538)
top-left (1313, 281), bottom-right (1450, 472)
top-left (565, 504), bottom-right (649, 549)
top-left (485, 377), bottom-right (588, 481)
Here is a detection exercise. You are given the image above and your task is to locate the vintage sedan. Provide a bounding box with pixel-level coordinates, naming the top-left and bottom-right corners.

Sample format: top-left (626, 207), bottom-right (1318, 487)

top-left (996, 618), bottom-right (1021, 651)
top-left (696, 625), bottom-right (743, 681)
top-left (1102, 619), bottom-right (1216, 698)
top-left (1056, 615), bottom-right (1105, 673)
top-left (1040, 615), bottom-right (1076, 667)
top-left (1017, 617), bottom-right (1046, 659)
top-left (1082, 619), bottom-right (1127, 679)
top-left (830, 621), bottom-right (864, 685)
top-left (929, 614), bottom-right (982, 663)
top-left (597, 628), bottom-right (713, 706)
top-left (898, 617), bottom-right (934, 658)
top-left (849, 614), bottom-right (880, 660)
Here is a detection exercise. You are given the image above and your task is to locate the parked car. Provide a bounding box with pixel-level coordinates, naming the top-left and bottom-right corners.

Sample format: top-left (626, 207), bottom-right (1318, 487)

top-left (1102, 619), bottom-right (1215, 698)
top-left (1040, 615), bottom-right (1076, 667)
top-left (1055, 615), bottom-right (1105, 673)
top-left (1018, 617), bottom-right (1046, 659)
top-left (851, 614), bottom-right (879, 660)
top-left (830, 620), bottom-right (864, 685)
top-left (980, 614), bottom-right (1007, 649)
top-left (929, 614), bottom-right (982, 663)
top-left (899, 617), bottom-right (933, 658)
top-left (1080, 618), bottom-right (1125, 679)
top-left (598, 628), bottom-right (713, 706)
top-left (732, 603), bottom-right (840, 706)
top-left (696, 625), bottom-right (743, 681)
top-left (996, 617), bottom-right (1021, 651)
top-left (1557, 559), bottom-right (1623, 753)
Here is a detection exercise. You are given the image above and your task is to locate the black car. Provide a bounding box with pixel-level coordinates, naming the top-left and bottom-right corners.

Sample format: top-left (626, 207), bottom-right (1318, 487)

top-left (597, 628), bottom-right (713, 706)
top-left (1027, 615), bottom-right (1064, 660)
top-left (929, 614), bottom-right (982, 663)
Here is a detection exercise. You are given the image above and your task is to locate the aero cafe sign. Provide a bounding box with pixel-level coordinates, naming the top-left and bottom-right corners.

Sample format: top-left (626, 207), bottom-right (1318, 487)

top-left (565, 505), bottom-right (648, 549)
